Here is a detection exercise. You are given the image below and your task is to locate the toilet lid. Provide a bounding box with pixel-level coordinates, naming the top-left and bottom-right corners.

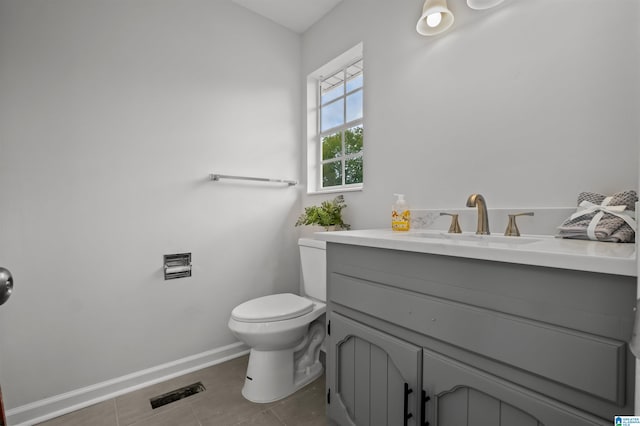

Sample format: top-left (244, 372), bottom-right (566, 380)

top-left (231, 293), bottom-right (314, 323)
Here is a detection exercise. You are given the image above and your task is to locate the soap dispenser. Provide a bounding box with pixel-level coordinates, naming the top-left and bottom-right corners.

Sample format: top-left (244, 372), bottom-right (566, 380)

top-left (392, 194), bottom-right (411, 232)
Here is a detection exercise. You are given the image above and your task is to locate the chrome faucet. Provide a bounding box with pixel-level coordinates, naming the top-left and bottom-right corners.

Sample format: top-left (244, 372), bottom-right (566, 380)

top-left (466, 193), bottom-right (490, 235)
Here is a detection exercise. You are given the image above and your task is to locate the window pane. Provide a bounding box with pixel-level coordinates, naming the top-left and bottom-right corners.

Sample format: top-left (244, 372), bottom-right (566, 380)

top-left (322, 132), bottom-right (342, 160)
top-left (322, 84), bottom-right (343, 104)
top-left (321, 100), bottom-right (344, 132)
top-left (345, 156), bottom-right (363, 185)
top-left (346, 90), bottom-right (363, 123)
top-left (345, 126), bottom-right (363, 155)
top-left (346, 60), bottom-right (363, 92)
top-left (322, 160), bottom-right (343, 188)
top-left (321, 71), bottom-right (344, 104)
top-left (346, 75), bottom-right (363, 93)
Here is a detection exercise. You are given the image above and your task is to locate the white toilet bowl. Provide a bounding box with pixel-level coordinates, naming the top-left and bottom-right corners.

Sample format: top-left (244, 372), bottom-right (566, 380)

top-left (228, 238), bottom-right (327, 403)
top-left (228, 293), bottom-right (326, 403)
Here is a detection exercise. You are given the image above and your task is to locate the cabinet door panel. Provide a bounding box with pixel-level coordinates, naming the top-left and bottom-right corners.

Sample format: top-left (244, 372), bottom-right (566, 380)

top-left (500, 403), bottom-right (540, 426)
top-left (438, 387), bottom-right (468, 426)
top-left (369, 344), bottom-right (388, 426)
top-left (339, 336), bottom-right (356, 418)
top-left (354, 338), bottom-right (371, 425)
top-left (423, 348), bottom-right (608, 426)
top-left (468, 388), bottom-right (500, 426)
top-left (328, 313), bottom-right (421, 426)
top-left (386, 358), bottom-right (404, 425)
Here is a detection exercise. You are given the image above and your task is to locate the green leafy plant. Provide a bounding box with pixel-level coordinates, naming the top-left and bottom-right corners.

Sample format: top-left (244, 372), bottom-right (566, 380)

top-left (295, 195), bottom-right (351, 230)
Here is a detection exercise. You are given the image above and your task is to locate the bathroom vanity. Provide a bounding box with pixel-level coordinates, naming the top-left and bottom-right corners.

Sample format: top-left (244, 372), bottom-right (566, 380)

top-left (316, 230), bottom-right (636, 426)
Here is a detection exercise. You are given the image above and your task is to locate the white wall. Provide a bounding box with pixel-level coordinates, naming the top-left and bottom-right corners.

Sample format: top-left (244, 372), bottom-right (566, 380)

top-left (302, 0), bottom-right (640, 229)
top-left (0, 0), bottom-right (302, 410)
top-left (1, 0), bottom-right (638, 417)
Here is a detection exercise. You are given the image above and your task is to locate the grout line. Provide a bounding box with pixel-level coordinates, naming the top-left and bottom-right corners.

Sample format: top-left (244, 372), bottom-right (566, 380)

top-left (235, 392), bottom-right (285, 424)
top-left (127, 403), bottom-right (192, 426)
top-left (112, 399), bottom-right (120, 426)
top-left (188, 404), bottom-right (203, 426)
top-left (268, 406), bottom-right (287, 425)
top-left (260, 408), bottom-right (287, 426)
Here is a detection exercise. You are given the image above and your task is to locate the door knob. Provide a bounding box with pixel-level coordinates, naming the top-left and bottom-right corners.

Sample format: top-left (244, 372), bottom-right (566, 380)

top-left (0, 267), bottom-right (14, 306)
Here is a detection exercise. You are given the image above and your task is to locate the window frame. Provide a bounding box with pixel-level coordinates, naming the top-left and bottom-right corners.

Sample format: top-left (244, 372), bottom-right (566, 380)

top-left (306, 43), bottom-right (364, 194)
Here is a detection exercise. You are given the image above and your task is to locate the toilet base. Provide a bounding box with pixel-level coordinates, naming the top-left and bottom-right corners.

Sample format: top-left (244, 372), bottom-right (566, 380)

top-left (241, 348), bottom-right (323, 403)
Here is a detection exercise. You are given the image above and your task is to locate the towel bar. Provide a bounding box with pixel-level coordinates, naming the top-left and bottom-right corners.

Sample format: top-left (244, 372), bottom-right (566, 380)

top-left (209, 174), bottom-right (297, 186)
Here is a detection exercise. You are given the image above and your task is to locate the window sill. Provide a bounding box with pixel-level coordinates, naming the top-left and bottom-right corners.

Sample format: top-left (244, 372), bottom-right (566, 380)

top-left (306, 185), bottom-right (363, 196)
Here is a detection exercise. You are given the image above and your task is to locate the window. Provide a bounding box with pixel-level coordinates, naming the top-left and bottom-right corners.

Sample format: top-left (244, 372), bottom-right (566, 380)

top-left (319, 59), bottom-right (363, 189)
top-left (306, 44), bottom-right (363, 193)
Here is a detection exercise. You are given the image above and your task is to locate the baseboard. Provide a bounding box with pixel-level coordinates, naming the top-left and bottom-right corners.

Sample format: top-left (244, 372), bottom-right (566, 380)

top-left (7, 342), bottom-right (250, 426)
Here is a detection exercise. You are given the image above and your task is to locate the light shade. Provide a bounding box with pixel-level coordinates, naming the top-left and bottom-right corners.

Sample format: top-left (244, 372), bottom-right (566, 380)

top-left (467, 0), bottom-right (505, 10)
top-left (416, 0), bottom-right (454, 36)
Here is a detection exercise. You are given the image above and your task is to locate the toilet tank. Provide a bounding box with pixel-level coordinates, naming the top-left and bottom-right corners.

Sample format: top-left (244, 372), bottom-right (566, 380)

top-left (298, 238), bottom-right (326, 302)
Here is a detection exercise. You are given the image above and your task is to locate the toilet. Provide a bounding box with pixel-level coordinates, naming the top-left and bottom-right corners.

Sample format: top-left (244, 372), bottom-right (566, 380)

top-left (228, 238), bottom-right (326, 403)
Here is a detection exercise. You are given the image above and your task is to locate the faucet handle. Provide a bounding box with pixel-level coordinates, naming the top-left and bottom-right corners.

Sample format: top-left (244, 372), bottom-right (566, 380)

top-left (440, 213), bottom-right (462, 233)
top-left (504, 212), bottom-right (534, 237)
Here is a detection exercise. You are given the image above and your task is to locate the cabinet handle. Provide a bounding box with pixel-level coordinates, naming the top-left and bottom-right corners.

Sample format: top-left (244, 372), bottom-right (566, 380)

top-left (404, 383), bottom-right (413, 426)
top-left (421, 390), bottom-right (431, 426)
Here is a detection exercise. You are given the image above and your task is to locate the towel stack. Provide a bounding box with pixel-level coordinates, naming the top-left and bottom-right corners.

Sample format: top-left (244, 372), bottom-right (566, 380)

top-left (557, 190), bottom-right (637, 243)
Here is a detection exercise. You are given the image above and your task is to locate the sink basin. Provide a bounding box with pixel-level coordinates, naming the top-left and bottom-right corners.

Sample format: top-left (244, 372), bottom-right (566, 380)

top-left (404, 231), bottom-right (542, 245)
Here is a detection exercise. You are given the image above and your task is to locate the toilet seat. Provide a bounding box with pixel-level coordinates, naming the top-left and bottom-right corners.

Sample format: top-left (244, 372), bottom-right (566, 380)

top-left (231, 293), bottom-right (314, 323)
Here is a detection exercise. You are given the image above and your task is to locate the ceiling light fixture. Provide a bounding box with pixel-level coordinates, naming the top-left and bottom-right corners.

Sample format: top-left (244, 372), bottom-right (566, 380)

top-left (467, 0), bottom-right (505, 10)
top-left (416, 0), bottom-right (454, 36)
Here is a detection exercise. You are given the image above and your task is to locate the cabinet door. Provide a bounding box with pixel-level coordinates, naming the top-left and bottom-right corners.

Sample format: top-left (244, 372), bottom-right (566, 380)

top-left (327, 313), bottom-right (422, 426)
top-left (423, 348), bottom-right (609, 426)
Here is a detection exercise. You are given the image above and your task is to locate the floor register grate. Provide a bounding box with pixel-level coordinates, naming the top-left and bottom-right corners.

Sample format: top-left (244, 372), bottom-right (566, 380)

top-left (149, 382), bottom-right (206, 409)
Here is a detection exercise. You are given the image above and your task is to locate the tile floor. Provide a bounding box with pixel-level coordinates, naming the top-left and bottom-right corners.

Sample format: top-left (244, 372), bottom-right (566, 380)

top-left (36, 355), bottom-right (335, 426)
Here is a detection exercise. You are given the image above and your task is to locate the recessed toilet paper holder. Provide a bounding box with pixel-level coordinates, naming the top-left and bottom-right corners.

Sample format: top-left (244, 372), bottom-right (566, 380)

top-left (164, 253), bottom-right (192, 280)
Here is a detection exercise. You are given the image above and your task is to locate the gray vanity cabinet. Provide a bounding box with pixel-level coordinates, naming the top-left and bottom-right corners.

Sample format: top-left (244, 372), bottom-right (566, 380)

top-left (325, 242), bottom-right (636, 426)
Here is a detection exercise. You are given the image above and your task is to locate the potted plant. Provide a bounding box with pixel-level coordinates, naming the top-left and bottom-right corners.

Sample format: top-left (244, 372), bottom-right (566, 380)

top-left (295, 195), bottom-right (351, 231)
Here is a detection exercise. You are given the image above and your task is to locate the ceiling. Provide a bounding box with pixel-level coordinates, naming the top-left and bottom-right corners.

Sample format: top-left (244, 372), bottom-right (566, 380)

top-left (232, 0), bottom-right (344, 34)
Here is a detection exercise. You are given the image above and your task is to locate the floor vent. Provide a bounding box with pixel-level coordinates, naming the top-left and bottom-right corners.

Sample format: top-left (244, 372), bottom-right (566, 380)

top-left (150, 382), bottom-right (205, 409)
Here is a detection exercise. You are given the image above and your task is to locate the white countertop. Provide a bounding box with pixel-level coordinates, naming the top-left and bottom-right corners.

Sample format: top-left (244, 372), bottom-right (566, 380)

top-left (315, 229), bottom-right (637, 277)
